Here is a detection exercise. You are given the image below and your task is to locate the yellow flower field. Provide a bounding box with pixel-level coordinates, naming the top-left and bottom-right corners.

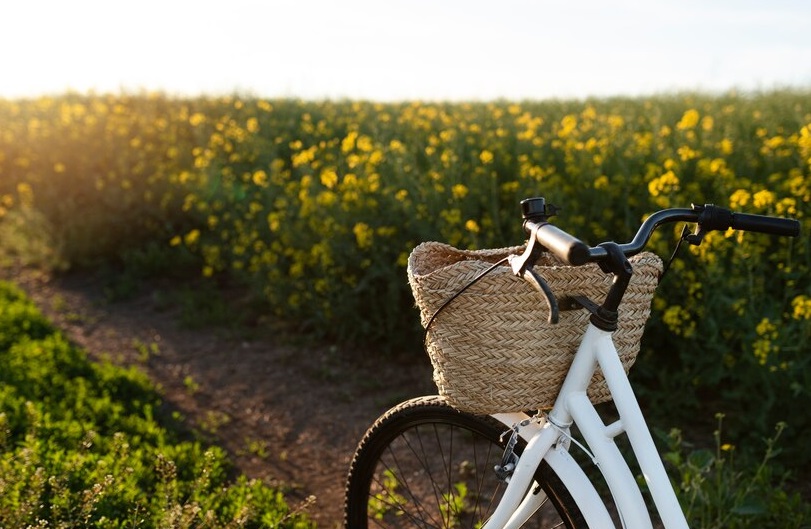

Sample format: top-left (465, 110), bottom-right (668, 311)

top-left (1, 90), bottom-right (810, 461)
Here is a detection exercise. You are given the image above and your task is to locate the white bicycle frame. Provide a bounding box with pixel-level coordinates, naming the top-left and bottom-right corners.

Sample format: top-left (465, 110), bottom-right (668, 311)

top-left (484, 322), bottom-right (691, 529)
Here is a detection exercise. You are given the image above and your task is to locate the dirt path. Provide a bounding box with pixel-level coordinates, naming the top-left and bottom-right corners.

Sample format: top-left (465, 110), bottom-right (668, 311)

top-left (9, 268), bottom-right (435, 528)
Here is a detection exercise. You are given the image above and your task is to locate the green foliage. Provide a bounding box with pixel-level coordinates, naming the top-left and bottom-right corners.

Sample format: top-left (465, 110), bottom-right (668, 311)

top-left (662, 415), bottom-right (810, 529)
top-left (0, 281), bottom-right (55, 349)
top-left (0, 281), bottom-right (312, 528)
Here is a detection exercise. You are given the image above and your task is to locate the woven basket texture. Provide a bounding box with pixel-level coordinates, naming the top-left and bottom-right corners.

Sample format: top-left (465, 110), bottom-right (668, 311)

top-left (407, 242), bottom-right (663, 414)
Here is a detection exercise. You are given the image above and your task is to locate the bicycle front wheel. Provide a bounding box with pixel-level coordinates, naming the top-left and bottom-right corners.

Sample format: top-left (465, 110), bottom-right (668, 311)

top-left (344, 396), bottom-right (587, 528)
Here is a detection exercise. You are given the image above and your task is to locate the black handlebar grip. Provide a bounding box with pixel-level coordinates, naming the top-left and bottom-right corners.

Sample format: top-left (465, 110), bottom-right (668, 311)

top-left (529, 221), bottom-right (592, 266)
top-left (731, 212), bottom-right (801, 237)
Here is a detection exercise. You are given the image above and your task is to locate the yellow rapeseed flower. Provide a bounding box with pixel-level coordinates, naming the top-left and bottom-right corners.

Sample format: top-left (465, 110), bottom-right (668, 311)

top-left (753, 317), bottom-right (779, 365)
top-left (368, 149), bottom-right (384, 166)
top-left (791, 295), bottom-right (811, 320)
top-left (289, 261), bottom-right (305, 279)
top-left (184, 229), bottom-right (201, 246)
top-left (389, 139), bottom-right (406, 154)
top-left (756, 317), bottom-right (777, 337)
top-left (451, 184), bottom-right (468, 199)
top-left (607, 115), bottom-right (625, 129)
top-left (440, 149), bottom-right (455, 167)
top-left (662, 305), bottom-right (695, 337)
top-left (439, 129), bottom-right (455, 142)
top-left (342, 131), bottom-right (358, 154)
top-left (479, 150), bottom-right (494, 165)
top-left (799, 125), bottom-right (811, 160)
top-left (353, 222), bottom-right (373, 249)
top-left (267, 212), bottom-right (281, 232)
top-left (709, 158), bottom-right (726, 174)
top-left (776, 197), bottom-right (797, 216)
top-left (189, 113), bottom-right (206, 126)
top-left (677, 145), bottom-right (698, 161)
top-left (316, 191), bottom-right (337, 206)
top-left (648, 170), bottom-right (680, 197)
top-left (581, 105), bottom-right (597, 120)
top-left (465, 219), bottom-right (480, 233)
top-left (676, 109), bottom-right (700, 130)
top-left (252, 170), bottom-right (269, 187)
top-left (16, 182), bottom-right (34, 208)
top-left (356, 135), bottom-right (374, 152)
top-left (752, 189), bottom-right (775, 209)
top-left (558, 115), bottom-right (577, 138)
top-left (292, 146), bottom-right (317, 167)
top-left (729, 189), bottom-right (750, 209)
top-left (320, 168), bottom-right (339, 189)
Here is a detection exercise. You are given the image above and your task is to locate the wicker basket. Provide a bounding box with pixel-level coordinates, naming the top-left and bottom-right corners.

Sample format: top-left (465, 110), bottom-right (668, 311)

top-left (407, 242), bottom-right (663, 414)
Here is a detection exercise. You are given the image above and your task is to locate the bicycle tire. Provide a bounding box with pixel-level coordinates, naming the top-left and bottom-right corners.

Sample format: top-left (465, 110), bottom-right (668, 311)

top-left (344, 396), bottom-right (588, 528)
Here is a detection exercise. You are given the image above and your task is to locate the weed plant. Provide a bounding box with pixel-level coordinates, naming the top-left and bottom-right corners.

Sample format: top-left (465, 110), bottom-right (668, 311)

top-left (662, 415), bottom-right (810, 528)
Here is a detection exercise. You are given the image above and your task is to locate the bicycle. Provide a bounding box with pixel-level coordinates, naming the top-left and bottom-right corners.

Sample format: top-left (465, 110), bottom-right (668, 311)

top-left (343, 197), bottom-right (800, 529)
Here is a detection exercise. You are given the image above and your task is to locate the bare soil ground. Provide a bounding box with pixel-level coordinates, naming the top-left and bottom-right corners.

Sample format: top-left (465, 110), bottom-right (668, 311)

top-left (7, 267), bottom-right (436, 528)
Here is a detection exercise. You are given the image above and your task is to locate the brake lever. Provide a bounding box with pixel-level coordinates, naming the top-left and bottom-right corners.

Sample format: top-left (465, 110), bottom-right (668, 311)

top-left (521, 266), bottom-right (560, 324)
top-left (507, 227), bottom-right (560, 324)
top-left (509, 222), bottom-right (543, 275)
top-left (685, 204), bottom-right (733, 245)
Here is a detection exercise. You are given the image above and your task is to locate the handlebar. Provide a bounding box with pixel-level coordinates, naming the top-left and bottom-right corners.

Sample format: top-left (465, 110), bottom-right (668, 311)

top-left (521, 198), bottom-right (801, 266)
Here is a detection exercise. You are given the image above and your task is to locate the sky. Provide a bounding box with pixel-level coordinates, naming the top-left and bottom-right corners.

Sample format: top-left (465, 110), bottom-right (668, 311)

top-left (2, 0), bottom-right (810, 102)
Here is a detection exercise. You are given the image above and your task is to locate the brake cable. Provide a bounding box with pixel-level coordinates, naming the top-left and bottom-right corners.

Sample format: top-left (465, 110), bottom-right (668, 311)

top-left (660, 224), bottom-right (692, 282)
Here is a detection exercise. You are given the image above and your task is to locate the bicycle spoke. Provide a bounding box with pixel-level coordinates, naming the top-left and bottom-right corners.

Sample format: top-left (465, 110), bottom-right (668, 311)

top-left (378, 439), bottom-right (441, 527)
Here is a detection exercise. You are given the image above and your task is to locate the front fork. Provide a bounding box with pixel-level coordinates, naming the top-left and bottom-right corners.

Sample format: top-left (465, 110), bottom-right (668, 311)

top-left (486, 412), bottom-right (615, 529)
top-left (482, 418), bottom-right (567, 529)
